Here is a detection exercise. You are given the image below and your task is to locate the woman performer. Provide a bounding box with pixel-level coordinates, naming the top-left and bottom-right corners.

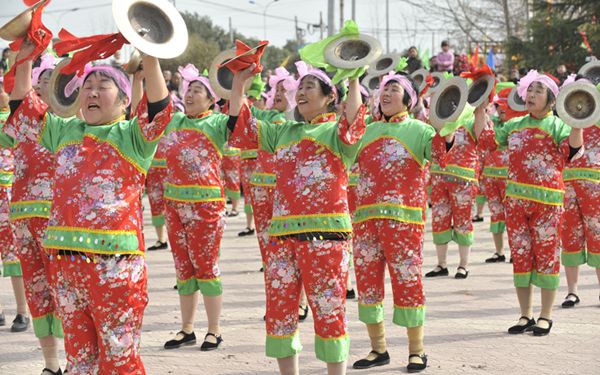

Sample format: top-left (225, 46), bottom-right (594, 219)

top-left (475, 70), bottom-right (583, 336)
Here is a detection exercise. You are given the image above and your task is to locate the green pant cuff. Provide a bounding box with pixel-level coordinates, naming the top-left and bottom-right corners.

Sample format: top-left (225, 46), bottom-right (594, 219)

top-left (453, 231), bottom-right (474, 246)
top-left (2, 262), bottom-right (22, 277)
top-left (315, 334), bottom-right (350, 363)
top-left (266, 332), bottom-right (303, 358)
top-left (587, 253), bottom-right (600, 268)
top-left (33, 312), bottom-right (64, 338)
top-left (514, 272), bottom-right (532, 288)
top-left (476, 195), bottom-right (487, 204)
top-left (358, 303), bottom-right (384, 324)
top-left (177, 277), bottom-right (222, 296)
top-left (561, 250), bottom-right (586, 267)
top-left (531, 271), bottom-right (559, 290)
top-left (151, 214), bottom-right (165, 227)
top-left (432, 230), bottom-right (452, 245)
top-left (225, 189), bottom-right (241, 200)
top-left (244, 203), bottom-right (253, 215)
top-left (392, 305), bottom-right (425, 327)
top-left (490, 221), bottom-right (506, 234)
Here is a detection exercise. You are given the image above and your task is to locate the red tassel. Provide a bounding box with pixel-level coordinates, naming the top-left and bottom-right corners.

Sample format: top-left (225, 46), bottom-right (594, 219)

top-left (460, 64), bottom-right (497, 102)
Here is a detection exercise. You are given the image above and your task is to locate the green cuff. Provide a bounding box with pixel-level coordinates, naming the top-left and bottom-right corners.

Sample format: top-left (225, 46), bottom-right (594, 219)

top-left (392, 305), bottom-right (425, 328)
top-left (224, 188), bottom-right (241, 200)
top-left (2, 261), bottom-right (22, 277)
top-left (358, 303), bottom-right (384, 324)
top-left (244, 203), bottom-right (253, 215)
top-left (531, 271), bottom-right (559, 290)
top-left (561, 250), bottom-right (586, 267)
top-left (587, 253), bottom-right (600, 268)
top-left (513, 272), bottom-right (532, 288)
top-left (490, 221), bottom-right (506, 234)
top-left (453, 231), bottom-right (474, 246)
top-left (176, 277), bottom-right (223, 296)
top-left (33, 312), bottom-right (64, 338)
top-left (151, 214), bottom-right (165, 227)
top-left (315, 334), bottom-right (350, 363)
top-left (266, 331), bottom-right (303, 358)
top-left (476, 195), bottom-right (487, 204)
top-left (432, 229), bottom-right (452, 245)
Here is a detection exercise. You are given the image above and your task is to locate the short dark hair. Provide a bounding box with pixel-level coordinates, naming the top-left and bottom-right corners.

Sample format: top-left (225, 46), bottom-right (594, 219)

top-left (441, 40), bottom-right (449, 47)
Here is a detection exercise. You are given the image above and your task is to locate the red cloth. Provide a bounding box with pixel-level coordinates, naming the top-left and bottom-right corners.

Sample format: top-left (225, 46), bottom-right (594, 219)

top-left (221, 40), bottom-right (269, 74)
top-left (53, 29), bottom-right (128, 76)
top-left (4, 1), bottom-right (53, 93)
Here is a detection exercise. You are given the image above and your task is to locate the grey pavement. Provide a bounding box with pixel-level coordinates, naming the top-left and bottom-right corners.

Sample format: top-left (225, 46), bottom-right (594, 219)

top-left (1, 197), bottom-right (599, 374)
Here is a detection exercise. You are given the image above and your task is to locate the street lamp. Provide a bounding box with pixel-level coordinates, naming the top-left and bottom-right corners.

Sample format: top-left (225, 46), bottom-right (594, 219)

top-left (262, 0), bottom-right (279, 40)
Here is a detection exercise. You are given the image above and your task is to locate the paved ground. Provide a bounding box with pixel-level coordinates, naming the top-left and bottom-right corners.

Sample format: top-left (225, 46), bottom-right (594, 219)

top-left (1, 198), bottom-right (599, 374)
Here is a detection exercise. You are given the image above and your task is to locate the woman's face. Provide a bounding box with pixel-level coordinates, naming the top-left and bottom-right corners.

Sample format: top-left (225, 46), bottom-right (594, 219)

top-left (80, 72), bottom-right (127, 125)
top-left (272, 80), bottom-right (289, 112)
top-left (379, 81), bottom-right (406, 117)
top-left (34, 69), bottom-right (52, 106)
top-left (184, 81), bottom-right (214, 117)
top-left (295, 75), bottom-right (334, 121)
top-left (526, 82), bottom-right (553, 114)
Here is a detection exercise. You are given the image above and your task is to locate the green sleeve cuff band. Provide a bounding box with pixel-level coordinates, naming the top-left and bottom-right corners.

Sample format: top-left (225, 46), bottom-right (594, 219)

top-left (563, 168), bottom-right (600, 183)
top-left (269, 214), bottom-right (353, 237)
top-left (358, 303), bottom-right (384, 324)
top-left (224, 189), bottom-right (241, 200)
top-left (33, 312), bottom-right (64, 338)
top-left (430, 163), bottom-right (477, 181)
top-left (177, 277), bottom-right (223, 296)
top-left (353, 204), bottom-right (424, 225)
top-left (10, 200), bottom-right (52, 220)
top-left (587, 253), bottom-right (600, 268)
top-left (476, 195), bottom-right (487, 204)
top-left (432, 230), bottom-right (453, 245)
top-left (348, 173), bottom-right (359, 186)
top-left (250, 173), bottom-right (276, 186)
top-left (506, 181), bottom-right (564, 206)
top-left (266, 331), bottom-right (303, 358)
top-left (164, 183), bottom-right (224, 203)
top-left (151, 214), bottom-right (165, 227)
top-left (2, 261), bottom-right (22, 277)
top-left (315, 334), bottom-right (350, 363)
top-left (392, 305), bottom-right (425, 328)
top-left (244, 203), bottom-right (253, 215)
top-left (150, 158), bottom-right (167, 168)
top-left (241, 149), bottom-right (258, 159)
top-left (561, 250), bottom-right (586, 267)
top-left (482, 166), bottom-right (508, 178)
top-left (490, 221), bottom-right (506, 234)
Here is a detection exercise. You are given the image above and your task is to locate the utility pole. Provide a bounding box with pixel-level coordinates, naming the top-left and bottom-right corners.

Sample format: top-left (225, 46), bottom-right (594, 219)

top-left (320, 11), bottom-right (324, 39)
top-left (295, 16), bottom-right (300, 43)
top-left (327, 0), bottom-right (335, 36)
top-left (340, 0), bottom-right (344, 29)
top-left (229, 17), bottom-right (233, 47)
top-left (351, 0), bottom-right (356, 21)
top-left (385, 0), bottom-right (390, 53)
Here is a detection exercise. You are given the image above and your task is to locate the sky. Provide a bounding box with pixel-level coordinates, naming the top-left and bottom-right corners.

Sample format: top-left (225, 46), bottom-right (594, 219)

top-left (1, 0), bottom-right (455, 56)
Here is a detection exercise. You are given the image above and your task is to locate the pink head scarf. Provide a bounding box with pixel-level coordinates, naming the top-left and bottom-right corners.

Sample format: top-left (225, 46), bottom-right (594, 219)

top-left (178, 64), bottom-right (219, 101)
top-left (289, 61), bottom-right (337, 99)
top-left (65, 64), bottom-right (131, 106)
top-left (517, 70), bottom-right (560, 100)
top-left (374, 71), bottom-right (418, 111)
top-left (32, 53), bottom-right (56, 86)
top-left (265, 66), bottom-right (296, 110)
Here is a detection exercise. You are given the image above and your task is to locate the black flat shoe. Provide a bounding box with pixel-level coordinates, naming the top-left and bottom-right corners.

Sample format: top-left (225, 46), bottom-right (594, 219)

top-left (164, 331), bottom-right (196, 349)
top-left (425, 266), bottom-right (449, 277)
top-left (532, 317), bottom-right (553, 336)
top-left (298, 305), bottom-right (309, 321)
top-left (561, 293), bottom-right (580, 308)
top-left (227, 210), bottom-right (239, 217)
top-left (11, 314), bottom-right (30, 332)
top-left (346, 289), bottom-right (356, 299)
top-left (148, 241), bottom-right (168, 251)
top-left (352, 350), bottom-right (390, 369)
top-left (0, 311), bottom-right (5, 326)
top-left (238, 227), bottom-right (255, 237)
top-left (200, 332), bottom-right (223, 351)
top-left (407, 353), bottom-right (428, 373)
top-left (455, 266), bottom-right (469, 279)
top-left (41, 368), bottom-right (63, 375)
top-left (485, 253), bottom-right (506, 263)
top-left (508, 316), bottom-right (535, 334)
top-left (472, 215), bottom-right (484, 222)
